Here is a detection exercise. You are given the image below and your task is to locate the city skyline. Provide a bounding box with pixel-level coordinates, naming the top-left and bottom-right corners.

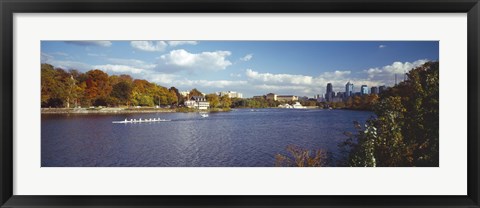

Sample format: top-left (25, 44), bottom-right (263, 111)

top-left (41, 41), bottom-right (439, 97)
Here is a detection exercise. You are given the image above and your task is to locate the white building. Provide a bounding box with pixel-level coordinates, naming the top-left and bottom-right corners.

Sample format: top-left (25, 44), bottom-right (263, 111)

top-left (216, 91), bottom-right (243, 98)
top-left (185, 96), bottom-right (210, 110)
top-left (184, 100), bottom-right (196, 108)
top-left (179, 91), bottom-right (190, 97)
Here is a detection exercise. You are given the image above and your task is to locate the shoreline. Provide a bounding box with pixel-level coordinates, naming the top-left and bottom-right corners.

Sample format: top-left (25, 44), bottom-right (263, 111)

top-left (41, 107), bottom-right (228, 114)
top-left (42, 108), bottom-right (177, 114)
top-left (40, 106), bottom-right (370, 114)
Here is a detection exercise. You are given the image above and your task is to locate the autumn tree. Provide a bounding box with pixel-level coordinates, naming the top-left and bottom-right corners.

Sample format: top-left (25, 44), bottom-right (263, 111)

top-left (275, 145), bottom-right (327, 167)
top-left (41, 64), bottom-right (189, 108)
top-left (41, 64), bottom-right (81, 108)
top-left (84, 69), bottom-right (112, 106)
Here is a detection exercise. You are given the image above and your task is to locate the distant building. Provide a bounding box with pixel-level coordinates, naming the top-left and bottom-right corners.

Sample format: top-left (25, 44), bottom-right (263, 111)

top-left (361, 85), bottom-right (368, 95)
top-left (217, 91), bottom-right (243, 98)
top-left (336, 92), bottom-right (345, 99)
top-left (277, 95), bottom-right (299, 102)
top-left (258, 93), bottom-right (300, 102)
top-left (253, 95), bottom-right (266, 99)
top-left (184, 100), bottom-right (196, 108)
top-left (332, 97), bottom-right (343, 103)
top-left (179, 91), bottom-right (190, 97)
top-left (317, 95), bottom-right (325, 102)
top-left (184, 96), bottom-right (209, 110)
top-left (345, 82), bottom-right (354, 97)
top-left (266, 93), bottom-right (277, 101)
top-left (370, 86), bottom-right (379, 94)
top-left (299, 96), bottom-right (309, 101)
top-left (325, 83), bottom-right (334, 102)
top-left (379, 85), bottom-right (387, 93)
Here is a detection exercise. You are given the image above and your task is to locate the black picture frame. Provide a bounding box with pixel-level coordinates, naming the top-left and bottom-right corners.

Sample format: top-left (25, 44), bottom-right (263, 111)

top-left (1, 0), bottom-right (479, 207)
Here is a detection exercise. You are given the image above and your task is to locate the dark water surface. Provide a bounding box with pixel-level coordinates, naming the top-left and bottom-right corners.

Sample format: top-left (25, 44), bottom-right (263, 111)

top-left (41, 109), bottom-right (373, 167)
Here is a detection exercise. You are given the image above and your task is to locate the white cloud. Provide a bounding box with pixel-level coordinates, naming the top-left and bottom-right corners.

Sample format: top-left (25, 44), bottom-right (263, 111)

top-left (49, 60), bottom-right (92, 71)
top-left (321, 70), bottom-right (351, 79)
top-left (130, 41), bottom-right (168, 52)
top-left (254, 84), bottom-right (309, 91)
top-left (240, 54), bottom-right (253, 61)
top-left (41, 52), bottom-right (54, 63)
top-left (157, 49), bottom-right (232, 72)
top-left (246, 69), bottom-right (314, 85)
top-left (245, 69), bottom-right (351, 87)
top-left (175, 79), bottom-right (248, 89)
top-left (167, 41), bottom-right (198, 47)
top-left (143, 74), bottom-right (178, 84)
top-left (107, 58), bottom-right (156, 69)
top-left (42, 52), bottom-right (92, 71)
top-left (379, 44), bottom-right (387, 48)
top-left (365, 59), bottom-right (429, 80)
top-left (64, 41), bottom-right (112, 47)
top-left (93, 64), bottom-right (146, 74)
top-left (244, 68), bottom-right (383, 96)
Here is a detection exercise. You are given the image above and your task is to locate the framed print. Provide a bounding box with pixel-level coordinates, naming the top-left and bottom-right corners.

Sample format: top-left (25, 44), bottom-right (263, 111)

top-left (1, 0), bottom-right (479, 207)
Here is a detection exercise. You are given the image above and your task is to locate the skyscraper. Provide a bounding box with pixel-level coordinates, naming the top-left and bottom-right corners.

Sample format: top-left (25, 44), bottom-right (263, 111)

top-left (325, 83), bottom-right (333, 102)
top-left (361, 85), bottom-right (368, 95)
top-left (379, 85), bottom-right (386, 93)
top-left (345, 81), bottom-right (354, 97)
top-left (370, 86), bottom-right (379, 94)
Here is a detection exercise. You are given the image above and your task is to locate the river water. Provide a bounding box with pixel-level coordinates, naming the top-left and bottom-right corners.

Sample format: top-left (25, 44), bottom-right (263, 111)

top-left (41, 108), bottom-right (373, 167)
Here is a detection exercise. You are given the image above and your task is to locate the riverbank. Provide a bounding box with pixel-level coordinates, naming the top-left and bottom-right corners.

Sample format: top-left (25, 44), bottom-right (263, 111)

top-left (41, 107), bottom-right (232, 114)
top-left (42, 107), bottom-right (176, 114)
top-left (42, 106), bottom-right (328, 114)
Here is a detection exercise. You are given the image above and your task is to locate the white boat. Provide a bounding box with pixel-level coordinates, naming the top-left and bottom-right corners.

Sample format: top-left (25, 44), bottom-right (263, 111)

top-left (200, 113), bottom-right (209, 118)
top-left (292, 102), bottom-right (307, 109)
top-left (278, 104), bottom-right (293, 108)
top-left (112, 118), bottom-right (171, 124)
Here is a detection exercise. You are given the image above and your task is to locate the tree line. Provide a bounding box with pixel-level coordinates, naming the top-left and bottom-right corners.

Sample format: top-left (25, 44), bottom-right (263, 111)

top-left (326, 94), bottom-right (379, 110)
top-left (41, 64), bottom-right (185, 108)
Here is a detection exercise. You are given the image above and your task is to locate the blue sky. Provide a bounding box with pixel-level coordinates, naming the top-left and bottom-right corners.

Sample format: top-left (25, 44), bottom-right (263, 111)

top-left (41, 41), bottom-right (438, 97)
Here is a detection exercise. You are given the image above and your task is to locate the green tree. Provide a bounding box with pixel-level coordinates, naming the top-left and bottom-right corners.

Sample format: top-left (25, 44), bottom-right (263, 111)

top-left (111, 81), bottom-right (133, 106)
top-left (220, 95), bottom-right (232, 109)
top-left (169, 87), bottom-right (182, 105)
top-left (206, 94), bottom-right (220, 108)
top-left (167, 88), bottom-right (178, 105)
top-left (343, 62), bottom-right (439, 167)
